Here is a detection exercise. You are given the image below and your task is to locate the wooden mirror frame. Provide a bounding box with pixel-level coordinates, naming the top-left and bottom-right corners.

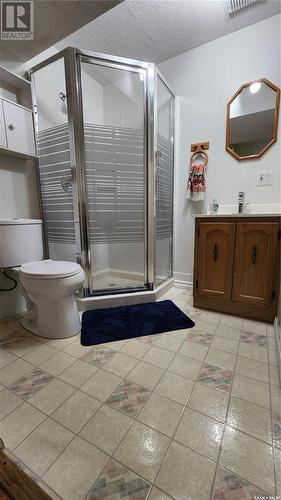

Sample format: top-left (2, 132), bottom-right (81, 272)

top-left (225, 78), bottom-right (280, 161)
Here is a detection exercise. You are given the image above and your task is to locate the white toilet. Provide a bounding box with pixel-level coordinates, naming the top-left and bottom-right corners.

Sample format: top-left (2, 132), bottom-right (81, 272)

top-left (20, 260), bottom-right (85, 338)
top-left (0, 218), bottom-right (85, 339)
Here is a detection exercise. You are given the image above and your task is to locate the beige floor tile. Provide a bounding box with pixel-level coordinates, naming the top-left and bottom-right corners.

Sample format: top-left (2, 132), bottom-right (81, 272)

top-left (39, 351), bottom-right (76, 376)
top-left (0, 388), bottom-right (23, 419)
top-left (168, 354), bottom-right (202, 380)
top-left (1, 336), bottom-right (40, 357)
top-left (0, 349), bottom-right (17, 369)
top-left (238, 343), bottom-right (268, 364)
top-left (212, 466), bottom-right (269, 500)
top-left (219, 426), bottom-right (275, 494)
top-left (167, 329), bottom-right (189, 340)
top-left (148, 487), bottom-right (173, 500)
top-left (231, 374), bottom-right (270, 409)
top-left (227, 396), bottom-right (272, 444)
top-left (236, 356), bottom-right (269, 383)
top-left (114, 421), bottom-right (170, 482)
top-left (87, 458), bottom-right (151, 499)
top-left (211, 336), bottom-right (239, 355)
top-left (269, 363), bottom-right (280, 386)
top-left (37, 481), bottom-right (62, 500)
top-left (275, 448), bottom-right (281, 496)
top-left (45, 336), bottom-right (77, 350)
top-left (80, 405), bottom-right (132, 454)
top-left (193, 320), bottom-right (217, 334)
top-left (22, 344), bottom-right (58, 365)
top-left (143, 346), bottom-right (175, 369)
top-left (187, 383), bottom-right (229, 422)
top-left (156, 440), bottom-right (216, 499)
top-left (137, 393), bottom-right (184, 437)
top-left (81, 369), bottom-right (122, 401)
top-left (105, 339), bottom-right (130, 351)
top-left (242, 319), bottom-right (267, 335)
top-left (29, 378), bottom-right (75, 414)
top-left (269, 348), bottom-right (278, 366)
top-left (155, 371), bottom-right (194, 404)
top-left (51, 390), bottom-right (101, 433)
top-left (58, 359), bottom-right (98, 388)
top-left (102, 352), bottom-right (138, 378)
top-left (4, 449), bottom-right (40, 482)
top-left (127, 361), bottom-right (164, 390)
top-left (271, 384), bottom-right (281, 413)
top-left (199, 311), bottom-right (222, 324)
top-left (43, 436), bottom-right (109, 500)
top-left (154, 334), bottom-right (184, 353)
top-left (63, 341), bottom-right (94, 358)
top-left (119, 339), bottom-right (151, 359)
top-left (175, 407), bottom-right (223, 461)
top-left (215, 325), bottom-right (241, 341)
top-left (0, 358), bottom-right (34, 386)
top-left (220, 315), bottom-right (243, 330)
top-left (205, 349), bottom-right (236, 370)
top-left (14, 418), bottom-right (74, 476)
top-left (178, 340), bottom-right (208, 361)
top-left (0, 403), bottom-right (46, 450)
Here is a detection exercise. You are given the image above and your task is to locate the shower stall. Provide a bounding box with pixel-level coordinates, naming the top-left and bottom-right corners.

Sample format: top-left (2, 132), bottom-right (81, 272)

top-left (29, 48), bottom-right (174, 299)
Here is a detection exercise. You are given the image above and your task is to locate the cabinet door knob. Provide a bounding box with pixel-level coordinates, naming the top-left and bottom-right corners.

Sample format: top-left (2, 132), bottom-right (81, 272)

top-left (8, 124), bottom-right (15, 131)
top-left (252, 246), bottom-right (257, 264)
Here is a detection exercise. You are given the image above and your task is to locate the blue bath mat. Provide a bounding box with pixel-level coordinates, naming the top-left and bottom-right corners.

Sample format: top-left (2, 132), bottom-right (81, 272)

top-left (81, 300), bottom-right (195, 346)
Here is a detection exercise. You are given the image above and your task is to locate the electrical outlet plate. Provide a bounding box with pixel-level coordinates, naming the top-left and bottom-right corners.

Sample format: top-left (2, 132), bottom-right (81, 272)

top-left (257, 170), bottom-right (272, 186)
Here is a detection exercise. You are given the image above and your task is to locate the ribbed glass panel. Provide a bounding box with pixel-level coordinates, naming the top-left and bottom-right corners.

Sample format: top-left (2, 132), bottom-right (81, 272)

top-left (36, 124), bottom-right (76, 247)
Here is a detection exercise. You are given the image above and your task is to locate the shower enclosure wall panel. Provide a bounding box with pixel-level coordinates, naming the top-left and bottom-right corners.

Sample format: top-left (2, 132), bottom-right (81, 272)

top-left (30, 49), bottom-right (174, 298)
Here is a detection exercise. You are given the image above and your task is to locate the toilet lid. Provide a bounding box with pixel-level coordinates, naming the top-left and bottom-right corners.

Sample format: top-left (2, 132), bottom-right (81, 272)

top-left (20, 259), bottom-right (82, 278)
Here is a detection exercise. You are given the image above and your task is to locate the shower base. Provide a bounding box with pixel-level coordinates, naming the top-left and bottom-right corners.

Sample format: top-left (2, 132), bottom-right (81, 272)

top-left (77, 277), bottom-right (174, 312)
top-left (92, 270), bottom-right (144, 290)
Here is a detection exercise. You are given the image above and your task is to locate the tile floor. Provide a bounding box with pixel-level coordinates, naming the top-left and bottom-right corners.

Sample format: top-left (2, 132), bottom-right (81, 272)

top-left (0, 287), bottom-right (280, 500)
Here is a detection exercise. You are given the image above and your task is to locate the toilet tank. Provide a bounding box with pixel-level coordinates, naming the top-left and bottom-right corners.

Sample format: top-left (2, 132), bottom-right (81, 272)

top-left (0, 218), bottom-right (44, 268)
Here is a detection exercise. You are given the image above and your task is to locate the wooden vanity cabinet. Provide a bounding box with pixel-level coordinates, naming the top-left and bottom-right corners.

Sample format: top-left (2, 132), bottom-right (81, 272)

top-left (193, 216), bottom-right (280, 322)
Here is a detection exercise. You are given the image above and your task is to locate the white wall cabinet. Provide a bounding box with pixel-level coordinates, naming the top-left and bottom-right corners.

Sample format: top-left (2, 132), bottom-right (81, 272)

top-left (0, 98), bottom-right (35, 158)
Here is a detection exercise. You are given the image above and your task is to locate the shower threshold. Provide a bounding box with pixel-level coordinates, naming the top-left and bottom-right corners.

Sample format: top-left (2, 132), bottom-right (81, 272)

top-left (77, 277), bottom-right (174, 312)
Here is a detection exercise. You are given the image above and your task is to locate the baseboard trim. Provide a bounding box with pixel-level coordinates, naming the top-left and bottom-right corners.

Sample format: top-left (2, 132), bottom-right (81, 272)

top-left (174, 280), bottom-right (193, 289)
top-left (273, 316), bottom-right (281, 384)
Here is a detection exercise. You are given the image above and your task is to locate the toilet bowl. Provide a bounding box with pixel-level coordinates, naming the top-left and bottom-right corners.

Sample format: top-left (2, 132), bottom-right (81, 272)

top-left (19, 260), bottom-right (85, 339)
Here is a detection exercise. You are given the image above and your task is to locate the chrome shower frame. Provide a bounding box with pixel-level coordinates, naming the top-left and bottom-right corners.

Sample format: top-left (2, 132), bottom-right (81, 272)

top-left (29, 47), bottom-right (175, 298)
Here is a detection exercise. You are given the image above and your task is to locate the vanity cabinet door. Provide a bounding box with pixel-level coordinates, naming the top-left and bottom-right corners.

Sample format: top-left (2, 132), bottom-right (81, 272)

top-left (2, 100), bottom-right (35, 156)
top-left (232, 222), bottom-right (279, 307)
top-left (196, 222), bottom-right (235, 299)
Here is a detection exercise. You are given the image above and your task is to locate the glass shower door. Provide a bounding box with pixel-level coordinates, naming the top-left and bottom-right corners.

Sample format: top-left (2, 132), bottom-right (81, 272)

top-left (80, 58), bottom-right (147, 292)
top-left (155, 75), bottom-right (174, 285)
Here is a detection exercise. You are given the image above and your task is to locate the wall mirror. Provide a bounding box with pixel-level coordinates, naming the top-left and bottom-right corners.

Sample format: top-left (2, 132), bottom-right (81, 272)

top-left (226, 78), bottom-right (280, 160)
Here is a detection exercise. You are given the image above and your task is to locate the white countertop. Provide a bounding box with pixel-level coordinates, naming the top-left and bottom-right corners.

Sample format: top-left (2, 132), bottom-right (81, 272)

top-left (193, 213), bottom-right (281, 218)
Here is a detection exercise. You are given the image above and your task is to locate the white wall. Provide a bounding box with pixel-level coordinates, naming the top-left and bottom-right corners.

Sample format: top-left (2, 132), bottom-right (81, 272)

top-left (159, 14), bottom-right (281, 285)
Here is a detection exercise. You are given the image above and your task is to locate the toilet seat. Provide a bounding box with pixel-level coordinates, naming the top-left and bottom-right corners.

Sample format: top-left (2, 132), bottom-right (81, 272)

top-left (21, 259), bottom-right (82, 279)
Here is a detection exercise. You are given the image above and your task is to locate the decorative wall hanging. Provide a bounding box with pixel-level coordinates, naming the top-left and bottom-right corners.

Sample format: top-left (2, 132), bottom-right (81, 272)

top-left (187, 142), bottom-right (209, 201)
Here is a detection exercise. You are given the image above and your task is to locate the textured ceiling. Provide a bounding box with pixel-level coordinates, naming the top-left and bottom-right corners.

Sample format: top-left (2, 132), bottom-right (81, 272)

top-left (55, 0), bottom-right (281, 63)
top-left (0, 0), bottom-right (122, 64)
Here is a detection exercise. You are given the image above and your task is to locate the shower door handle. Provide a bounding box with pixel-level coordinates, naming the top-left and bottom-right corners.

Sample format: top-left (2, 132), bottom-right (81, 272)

top-left (155, 150), bottom-right (162, 167)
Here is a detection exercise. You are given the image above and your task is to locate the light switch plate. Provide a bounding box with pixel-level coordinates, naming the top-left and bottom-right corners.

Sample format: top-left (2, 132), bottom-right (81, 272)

top-left (257, 170), bottom-right (272, 186)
